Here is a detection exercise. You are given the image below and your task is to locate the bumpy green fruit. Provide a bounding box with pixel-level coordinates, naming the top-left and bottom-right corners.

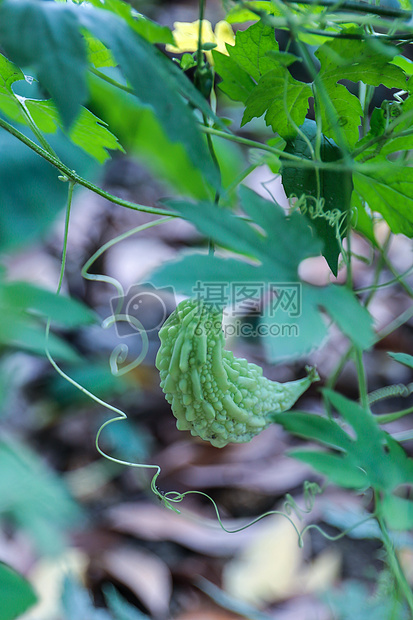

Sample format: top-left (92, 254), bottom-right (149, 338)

top-left (156, 298), bottom-right (318, 448)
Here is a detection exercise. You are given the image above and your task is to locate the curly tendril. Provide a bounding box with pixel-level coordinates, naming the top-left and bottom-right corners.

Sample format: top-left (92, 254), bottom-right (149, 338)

top-left (43, 185), bottom-right (375, 544)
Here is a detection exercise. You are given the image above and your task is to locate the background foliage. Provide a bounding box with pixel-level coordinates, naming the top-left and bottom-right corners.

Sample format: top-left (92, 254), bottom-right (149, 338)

top-left (0, 0), bottom-right (413, 618)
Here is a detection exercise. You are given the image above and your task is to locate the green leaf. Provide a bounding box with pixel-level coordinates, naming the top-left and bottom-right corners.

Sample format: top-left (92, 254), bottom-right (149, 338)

top-left (150, 187), bottom-right (374, 358)
top-left (213, 20), bottom-right (279, 103)
top-left (388, 351), bottom-right (413, 368)
top-left (0, 562), bottom-right (37, 620)
top-left (281, 119), bottom-right (353, 274)
top-left (84, 33), bottom-right (116, 69)
top-left (0, 63), bottom-right (123, 164)
top-left (276, 390), bottom-right (413, 493)
top-left (0, 51), bottom-right (24, 91)
top-left (0, 281), bottom-right (96, 327)
top-left (353, 95), bottom-right (413, 237)
top-left (242, 67), bottom-right (312, 139)
top-left (315, 34), bottom-right (406, 147)
top-left (0, 52), bottom-right (29, 119)
top-left (385, 436), bottom-right (413, 487)
top-left (212, 49), bottom-right (255, 103)
top-left (0, 280), bottom-right (95, 361)
top-left (88, 74), bottom-right (242, 200)
top-left (26, 99), bottom-right (124, 163)
top-left (104, 584), bottom-right (150, 620)
top-left (0, 310), bottom-right (81, 362)
top-left (316, 82), bottom-right (363, 148)
top-left (260, 282), bottom-right (374, 361)
top-left (375, 95), bottom-right (413, 158)
top-left (324, 391), bottom-right (413, 490)
top-left (354, 160), bottom-right (413, 236)
top-left (163, 185), bottom-right (321, 279)
top-left (381, 494), bottom-right (413, 530)
top-left (272, 411), bottom-right (353, 451)
top-left (0, 1), bottom-right (219, 185)
top-left (289, 450), bottom-right (369, 488)
top-left (86, 0), bottom-right (174, 45)
top-left (315, 285), bottom-right (374, 350)
top-left (316, 35), bottom-right (406, 90)
top-left (0, 0), bottom-right (88, 128)
top-left (227, 21), bottom-right (279, 81)
top-left (62, 576), bottom-right (112, 620)
top-left (391, 54), bottom-right (413, 75)
top-left (0, 126), bottom-right (96, 252)
top-left (76, 7), bottom-right (220, 189)
top-left (325, 390), bottom-right (382, 444)
top-left (0, 440), bottom-right (82, 555)
top-left (260, 283), bottom-right (326, 360)
top-left (225, 1), bottom-right (280, 24)
top-left (265, 50), bottom-right (302, 67)
top-left (324, 580), bottom-right (408, 620)
top-left (355, 96), bottom-right (413, 161)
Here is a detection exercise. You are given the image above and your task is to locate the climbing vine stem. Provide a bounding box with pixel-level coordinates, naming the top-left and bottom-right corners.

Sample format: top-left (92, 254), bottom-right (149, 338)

top-left (376, 493), bottom-right (413, 615)
top-left (0, 116), bottom-right (175, 217)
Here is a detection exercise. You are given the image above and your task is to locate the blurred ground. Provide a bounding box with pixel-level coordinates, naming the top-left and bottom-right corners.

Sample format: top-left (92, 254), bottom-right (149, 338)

top-left (1, 1), bottom-right (413, 619)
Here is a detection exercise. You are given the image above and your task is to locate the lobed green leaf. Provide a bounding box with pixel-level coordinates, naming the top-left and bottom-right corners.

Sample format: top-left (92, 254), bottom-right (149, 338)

top-left (354, 161), bottom-right (413, 236)
top-left (0, 440), bottom-right (82, 554)
top-left (150, 187), bottom-right (374, 359)
top-left (242, 67), bottom-right (312, 138)
top-left (0, 563), bottom-right (37, 620)
top-left (0, 0), bottom-right (88, 128)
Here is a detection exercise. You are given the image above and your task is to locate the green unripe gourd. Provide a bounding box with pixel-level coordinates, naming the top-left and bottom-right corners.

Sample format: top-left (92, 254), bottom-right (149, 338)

top-left (156, 298), bottom-right (319, 448)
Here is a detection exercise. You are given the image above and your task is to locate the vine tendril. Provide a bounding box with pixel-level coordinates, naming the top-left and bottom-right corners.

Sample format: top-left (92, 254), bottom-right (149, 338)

top-left (368, 382), bottom-right (413, 406)
top-left (42, 183), bottom-right (375, 545)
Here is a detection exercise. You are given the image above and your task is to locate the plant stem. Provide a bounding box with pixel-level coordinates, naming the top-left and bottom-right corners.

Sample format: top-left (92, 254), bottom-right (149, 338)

top-left (355, 348), bottom-right (369, 410)
top-left (295, 28), bottom-right (413, 41)
top-left (382, 251), bottom-right (413, 298)
top-left (199, 126), bottom-right (357, 172)
top-left (363, 230), bottom-right (392, 306)
top-left (57, 180), bottom-right (75, 295)
top-left (356, 261), bottom-right (413, 293)
top-left (376, 499), bottom-right (413, 614)
top-left (279, 0), bottom-right (411, 18)
top-left (376, 407), bottom-right (413, 424)
top-left (90, 67), bottom-right (135, 95)
top-left (0, 116), bottom-right (175, 218)
top-left (375, 306), bottom-right (413, 343)
top-left (196, 0), bottom-right (205, 70)
top-left (17, 98), bottom-right (60, 160)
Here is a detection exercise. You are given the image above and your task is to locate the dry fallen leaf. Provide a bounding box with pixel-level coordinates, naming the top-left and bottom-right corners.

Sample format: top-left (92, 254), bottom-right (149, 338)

top-left (108, 502), bottom-right (263, 557)
top-left (175, 610), bottom-right (242, 620)
top-left (101, 545), bottom-right (172, 618)
top-left (19, 549), bottom-right (88, 620)
top-left (300, 548), bottom-right (341, 593)
top-left (222, 514), bottom-right (341, 607)
top-left (179, 454), bottom-right (311, 494)
top-left (222, 515), bottom-right (302, 606)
